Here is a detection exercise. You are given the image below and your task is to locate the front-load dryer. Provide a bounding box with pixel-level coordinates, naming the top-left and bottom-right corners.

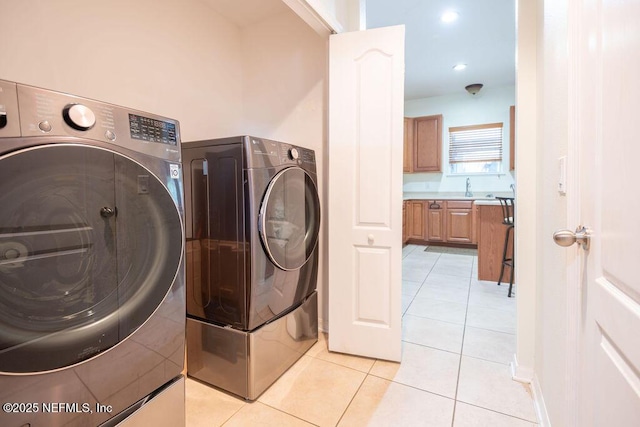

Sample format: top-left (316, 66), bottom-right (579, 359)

top-left (182, 136), bottom-right (320, 400)
top-left (0, 80), bottom-right (185, 427)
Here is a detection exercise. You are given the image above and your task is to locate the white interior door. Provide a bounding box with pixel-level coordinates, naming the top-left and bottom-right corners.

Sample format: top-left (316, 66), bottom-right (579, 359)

top-left (568, 1), bottom-right (640, 425)
top-left (327, 25), bottom-right (404, 362)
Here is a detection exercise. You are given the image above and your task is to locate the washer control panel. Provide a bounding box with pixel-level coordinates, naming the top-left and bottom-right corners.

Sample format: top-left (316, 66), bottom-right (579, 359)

top-left (63, 103), bottom-right (97, 131)
top-left (0, 79), bottom-right (181, 160)
top-left (129, 114), bottom-right (177, 146)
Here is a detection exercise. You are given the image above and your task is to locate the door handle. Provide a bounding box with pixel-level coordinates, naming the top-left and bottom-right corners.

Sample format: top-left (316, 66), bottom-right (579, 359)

top-left (100, 206), bottom-right (116, 218)
top-left (553, 226), bottom-right (591, 250)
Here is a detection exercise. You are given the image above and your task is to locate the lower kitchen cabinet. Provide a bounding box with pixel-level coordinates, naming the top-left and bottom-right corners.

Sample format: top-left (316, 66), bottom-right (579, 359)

top-left (408, 201), bottom-right (426, 240)
top-left (427, 201), bottom-right (445, 242)
top-left (403, 199), bottom-right (477, 247)
top-left (445, 200), bottom-right (474, 244)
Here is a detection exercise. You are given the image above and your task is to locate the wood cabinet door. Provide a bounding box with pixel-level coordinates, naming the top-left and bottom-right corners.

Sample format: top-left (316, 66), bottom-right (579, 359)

top-left (472, 202), bottom-right (479, 244)
top-left (446, 209), bottom-right (473, 243)
top-left (510, 105), bottom-right (515, 171)
top-left (403, 117), bottom-right (414, 172)
top-left (426, 202), bottom-right (445, 242)
top-left (409, 201), bottom-right (425, 240)
top-left (413, 115), bottom-right (442, 172)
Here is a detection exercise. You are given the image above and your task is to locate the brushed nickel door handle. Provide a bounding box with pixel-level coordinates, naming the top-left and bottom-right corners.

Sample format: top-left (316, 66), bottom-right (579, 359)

top-left (553, 225), bottom-right (591, 250)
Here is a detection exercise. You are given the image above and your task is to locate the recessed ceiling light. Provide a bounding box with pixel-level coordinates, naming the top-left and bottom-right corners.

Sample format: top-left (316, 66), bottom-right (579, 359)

top-left (441, 11), bottom-right (459, 23)
top-left (453, 64), bottom-right (467, 71)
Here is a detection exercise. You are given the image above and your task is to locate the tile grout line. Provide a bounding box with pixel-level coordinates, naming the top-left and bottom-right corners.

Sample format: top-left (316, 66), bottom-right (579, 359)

top-left (402, 247), bottom-right (441, 317)
top-left (450, 255), bottom-right (475, 427)
top-left (225, 400), bottom-right (321, 427)
top-left (455, 401), bottom-right (539, 425)
top-left (335, 373), bottom-right (368, 427)
top-left (367, 371), bottom-right (458, 402)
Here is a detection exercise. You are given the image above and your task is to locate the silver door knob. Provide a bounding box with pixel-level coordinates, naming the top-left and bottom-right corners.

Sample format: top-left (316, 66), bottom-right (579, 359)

top-left (553, 226), bottom-right (591, 250)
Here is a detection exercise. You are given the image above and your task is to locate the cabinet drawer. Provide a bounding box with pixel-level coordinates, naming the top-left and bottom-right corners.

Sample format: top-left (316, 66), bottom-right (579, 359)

top-left (427, 200), bottom-right (444, 209)
top-left (446, 200), bottom-right (473, 209)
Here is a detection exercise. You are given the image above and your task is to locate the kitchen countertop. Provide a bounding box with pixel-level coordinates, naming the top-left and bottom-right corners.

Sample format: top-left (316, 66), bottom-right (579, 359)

top-left (403, 192), bottom-right (513, 203)
top-left (473, 199), bottom-right (501, 206)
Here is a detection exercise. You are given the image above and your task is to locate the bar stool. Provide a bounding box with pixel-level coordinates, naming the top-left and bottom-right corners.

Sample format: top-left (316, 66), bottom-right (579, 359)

top-left (496, 197), bottom-right (515, 297)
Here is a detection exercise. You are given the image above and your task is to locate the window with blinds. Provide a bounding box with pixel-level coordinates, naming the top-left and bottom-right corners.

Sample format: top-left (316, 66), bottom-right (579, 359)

top-left (448, 123), bottom-right (503, 174)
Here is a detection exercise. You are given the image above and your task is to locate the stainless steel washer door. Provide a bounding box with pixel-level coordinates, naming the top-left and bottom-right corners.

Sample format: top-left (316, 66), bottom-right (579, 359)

top-left (258, 167), bottom-right (320, 271)
top-left (0, 144), bottom-right (183, 373)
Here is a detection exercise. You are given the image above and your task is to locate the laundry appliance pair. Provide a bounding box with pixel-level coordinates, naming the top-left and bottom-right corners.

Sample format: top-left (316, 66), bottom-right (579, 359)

top-left (0, 80), bottom-right (185, 427)
top-left (183, 136), bottom-right (320, 400)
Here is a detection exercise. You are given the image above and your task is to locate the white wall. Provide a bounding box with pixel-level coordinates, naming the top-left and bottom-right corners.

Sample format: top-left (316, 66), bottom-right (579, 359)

top-left (0, 0), bottom-right (330, 328)
top-left (404, 85), bottom-right (516, 195)
top-left (239, 7), bottom-right (329, 330)
top-left (0, 0), bottom-right (244, 141)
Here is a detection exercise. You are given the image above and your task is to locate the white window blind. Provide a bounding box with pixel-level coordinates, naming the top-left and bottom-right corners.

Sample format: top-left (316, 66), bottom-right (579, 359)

top-left (449, 123), bottom-right (503, 164)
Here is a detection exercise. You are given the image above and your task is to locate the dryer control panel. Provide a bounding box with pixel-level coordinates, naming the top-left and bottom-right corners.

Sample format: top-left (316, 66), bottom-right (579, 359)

top-left (243, 136), bottom-right (316, 171)
top-left (278, 141), bottom-right (316, 167)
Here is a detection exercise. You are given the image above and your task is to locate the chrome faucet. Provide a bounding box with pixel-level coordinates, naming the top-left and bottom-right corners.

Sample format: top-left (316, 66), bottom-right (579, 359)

top-left (465, 178), bottom-right (473, 197)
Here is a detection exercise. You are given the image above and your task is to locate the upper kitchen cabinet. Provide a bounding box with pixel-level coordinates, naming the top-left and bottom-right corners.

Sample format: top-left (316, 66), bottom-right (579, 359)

top-left (410, 114), bottom-right (443, 173)
top-left (403, 117), bottom-right (414, 172)
top-left (510, 105), bottom-right (515, 170)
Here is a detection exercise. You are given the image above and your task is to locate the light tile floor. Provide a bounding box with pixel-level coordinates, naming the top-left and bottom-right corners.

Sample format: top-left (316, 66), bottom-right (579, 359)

top-left (186, 244), bottom-right (537, 426)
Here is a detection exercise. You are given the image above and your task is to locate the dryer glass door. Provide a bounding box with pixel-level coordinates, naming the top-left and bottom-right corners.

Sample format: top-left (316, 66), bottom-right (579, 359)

top-left (0, 144), bottom-right (182, 373)
top-left (259, 167), bottom-right (320, 271)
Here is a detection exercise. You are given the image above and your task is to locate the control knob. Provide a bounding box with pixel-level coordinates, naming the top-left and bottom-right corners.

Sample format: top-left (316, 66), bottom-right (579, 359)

top-left (63, 104), bottom-right (96, 131)
top-left (0, 111), bottom-right (7, 129)
top-left (288, 147), bottom-right (299, 160)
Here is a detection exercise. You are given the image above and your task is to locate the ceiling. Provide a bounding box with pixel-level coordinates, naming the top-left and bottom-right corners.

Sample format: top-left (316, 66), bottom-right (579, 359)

top-left (366, 0), bottom-right (516, 100)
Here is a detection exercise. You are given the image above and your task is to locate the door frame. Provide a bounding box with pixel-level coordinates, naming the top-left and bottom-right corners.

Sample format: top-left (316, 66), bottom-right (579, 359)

top-left (512, 0), bottom-right (537, 384)
top-left (564, 1), bottom-right (582, 425)
top-left (283, 0), bottom-right (543, 388)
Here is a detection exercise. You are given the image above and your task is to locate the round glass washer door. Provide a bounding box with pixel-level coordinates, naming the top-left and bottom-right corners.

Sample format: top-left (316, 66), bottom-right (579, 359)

top-left (0, 144), bottom-right (183, 374)
top-left (259, 166), bottom-right (320, 271)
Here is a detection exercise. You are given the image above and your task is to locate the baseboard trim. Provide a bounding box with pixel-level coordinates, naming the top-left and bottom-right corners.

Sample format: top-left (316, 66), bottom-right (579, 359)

top-left (319, 317), bottom-right (328, 333)
top-left (510, 353), bottom-right (534, 383)
top-left (511, 354), bottom-right (550, 426)
top-left (531, 374), bottom-right (551, 427)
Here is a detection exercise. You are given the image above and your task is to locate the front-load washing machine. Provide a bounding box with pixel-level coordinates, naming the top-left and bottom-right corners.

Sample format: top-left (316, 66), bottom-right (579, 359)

top-left (182, 136), bottom-right (320, 400)
top-left (0, 80), bottom-right (185, 427)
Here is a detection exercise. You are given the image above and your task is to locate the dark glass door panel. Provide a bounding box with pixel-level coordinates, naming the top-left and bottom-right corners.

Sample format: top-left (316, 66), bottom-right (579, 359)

top-left (187, 159), bottom-right (210, 315)
top-left (114, 156), bottom-right (183, 339)
top-left (259, 167), bottom-right (320, 271)
top-left (186, 150), bottom-right (246, 328)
